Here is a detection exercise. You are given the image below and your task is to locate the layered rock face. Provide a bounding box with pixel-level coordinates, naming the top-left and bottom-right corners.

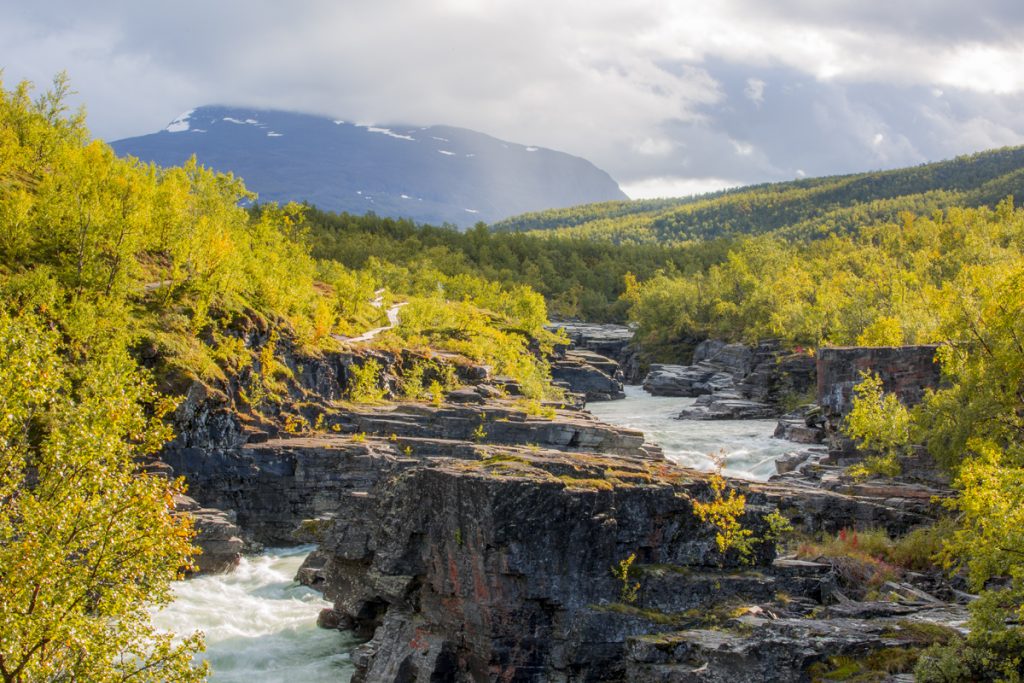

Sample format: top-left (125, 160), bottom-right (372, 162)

top-left (551, 322), bottom-right (635, 360)
top-left (816, 345), bottom-right (942, 420)
top-left (549, 322), bottom-right (645, 387)
top-left (815, 345), bottom-right (947, 481)
top-left (550, 349), bottom-right (626, 402)
top-left (163, 397), bottom-right (659, 546)
top-left (299, 448), bottom-right (780, 682)
top-left (643, 340), bottom-right (817, 420)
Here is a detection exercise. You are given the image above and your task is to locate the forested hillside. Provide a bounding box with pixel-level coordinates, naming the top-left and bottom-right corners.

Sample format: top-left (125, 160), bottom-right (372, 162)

top-left (302, 207), bottom-right (729, 322)
top-left (493, 146), bottom-right (1024, 244)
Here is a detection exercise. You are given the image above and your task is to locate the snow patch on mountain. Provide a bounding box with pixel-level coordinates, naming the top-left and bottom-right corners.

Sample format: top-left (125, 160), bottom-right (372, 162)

top-left (113, 105), bottom-right (628, 229)
top-left (360, 125), bottom-right (415, 141)
top-left (165, 110), bottom-right (194, 133)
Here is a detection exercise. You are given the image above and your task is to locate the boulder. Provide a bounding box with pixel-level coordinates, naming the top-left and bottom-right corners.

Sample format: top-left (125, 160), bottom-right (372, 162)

top-left (445, 388), bottom-right (486, 404)
top-left (774, 405), bottom-right (826, 444)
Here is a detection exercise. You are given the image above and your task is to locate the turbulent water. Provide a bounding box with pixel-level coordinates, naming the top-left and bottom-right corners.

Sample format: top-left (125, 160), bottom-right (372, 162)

top-left (588, 385), bottom-right (794, 481)
top-left (154, 547), bottom-right (357, 682)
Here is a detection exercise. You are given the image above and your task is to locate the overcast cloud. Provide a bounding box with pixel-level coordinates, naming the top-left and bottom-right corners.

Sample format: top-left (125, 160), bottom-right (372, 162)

top-left (3, 0), bottom-right (1024, 198)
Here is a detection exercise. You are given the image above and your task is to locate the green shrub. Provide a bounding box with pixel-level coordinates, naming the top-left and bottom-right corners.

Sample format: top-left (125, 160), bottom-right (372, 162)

top-left (347, 358), bottom-right (387, 403)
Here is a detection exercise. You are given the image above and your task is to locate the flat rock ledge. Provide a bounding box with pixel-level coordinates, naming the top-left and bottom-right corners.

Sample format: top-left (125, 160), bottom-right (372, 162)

top-left (677, 393), bottom-right (776, 420)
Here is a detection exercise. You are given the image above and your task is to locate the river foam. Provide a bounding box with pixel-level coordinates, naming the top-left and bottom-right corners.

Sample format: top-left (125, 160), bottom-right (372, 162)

top-left (587, 385), bottom-right (792, 481)
top-left (153, 547), bottom-right (356, 682)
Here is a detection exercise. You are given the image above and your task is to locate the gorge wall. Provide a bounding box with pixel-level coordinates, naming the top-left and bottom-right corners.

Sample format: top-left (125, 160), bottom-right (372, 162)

top-left (816, 345), bottom-right (943, 419)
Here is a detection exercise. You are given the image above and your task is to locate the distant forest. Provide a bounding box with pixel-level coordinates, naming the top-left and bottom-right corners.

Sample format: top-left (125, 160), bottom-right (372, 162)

top-left (304, 145), bottom-right (1024, 326)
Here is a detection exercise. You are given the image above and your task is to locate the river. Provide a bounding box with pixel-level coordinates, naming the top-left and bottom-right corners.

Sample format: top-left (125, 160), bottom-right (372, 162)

top-left (587, 385), bottom-right (793, 481)
top-left (153, 547), bottom-right (357, 682)
top-left (160, 386), bottom-right (791, 679)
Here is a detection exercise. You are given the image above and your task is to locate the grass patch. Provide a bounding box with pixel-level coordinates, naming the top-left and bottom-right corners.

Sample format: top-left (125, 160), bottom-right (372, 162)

top-left (883, 620), bottom-right (960, 646)
top-left (480, 453), bottom-right (531, 467)
top-left (558, 476), bottom-right (615, 491)
top-left (592, 603), bottom-right (684, 626)
top-left (795, 520), bottom-right (955, 577)
top-left (808, 648), bottom-right (920, 682)
top-left (604, 468), bottom-right (654, 483)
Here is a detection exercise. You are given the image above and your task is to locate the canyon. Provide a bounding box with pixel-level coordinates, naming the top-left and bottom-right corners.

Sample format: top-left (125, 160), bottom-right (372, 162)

top-left (163, 325), bottom-right (960, 681)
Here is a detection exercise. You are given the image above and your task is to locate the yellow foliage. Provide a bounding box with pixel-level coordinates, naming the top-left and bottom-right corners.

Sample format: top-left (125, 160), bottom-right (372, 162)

top-left (692, 475), bottom-right (755, 559)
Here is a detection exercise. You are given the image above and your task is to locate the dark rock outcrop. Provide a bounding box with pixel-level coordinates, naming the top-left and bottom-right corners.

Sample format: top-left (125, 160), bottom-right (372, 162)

top-left (550, 322), bottom-right (635, 360)
top-left (549, 321), bottom-right (650, 385)
top-left (550, 349), bottom-right (625, 402)
top-left (643, 363), bottom-right (735, 397)
top-left (692, 340), bottom-right (754, 378)
top-left (640, 340), bottom-right (817, 420)
top-left (816, 345), bottom-right (942, 421)
top-left (547, 323), bottom-right (631, 400)
top-left (300, 449), bottom-right (780, 682)
top-left (677, 393), bottom-right (776, 420)
top-left (815, 345), bottom-right (947, 481)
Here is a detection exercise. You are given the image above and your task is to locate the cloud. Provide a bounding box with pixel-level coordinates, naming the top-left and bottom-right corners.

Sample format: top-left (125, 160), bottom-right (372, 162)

top-left (744, 78), bottom-right (766, 106)
top-left (621, 176), bottom-right (743, 200)
top-left (1, 1), bottom-right (1023, 197)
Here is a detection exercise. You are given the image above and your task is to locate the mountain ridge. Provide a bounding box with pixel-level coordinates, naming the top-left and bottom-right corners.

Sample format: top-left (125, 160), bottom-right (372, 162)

top-left (110, 105), bottom-right (627, 228)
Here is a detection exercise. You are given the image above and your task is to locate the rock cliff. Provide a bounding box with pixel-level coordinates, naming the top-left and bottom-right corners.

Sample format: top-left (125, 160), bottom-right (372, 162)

top-left (642, 340), bottom-right (817, 420)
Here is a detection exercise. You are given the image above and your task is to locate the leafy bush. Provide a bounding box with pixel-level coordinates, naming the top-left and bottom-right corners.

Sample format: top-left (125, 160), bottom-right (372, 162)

top-left (843, 372), bottom-right (912, 480)
top-left (347, 359), bottom-right (387, 403)
top-left (693, 475), bottom-right (756, 560)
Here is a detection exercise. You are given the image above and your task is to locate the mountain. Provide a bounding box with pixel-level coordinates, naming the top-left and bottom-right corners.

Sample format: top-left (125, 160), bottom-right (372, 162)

top-left (492, 146), bottom-right (1024, 243)
top-left (110, 106), bottom-right (627, 228)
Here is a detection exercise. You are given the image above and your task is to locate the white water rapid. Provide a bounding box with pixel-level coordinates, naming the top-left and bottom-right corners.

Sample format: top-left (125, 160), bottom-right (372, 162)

top-left (588, 385), bottom-right (793, 481)
top-left (154, 547), bottom-right (357, 682)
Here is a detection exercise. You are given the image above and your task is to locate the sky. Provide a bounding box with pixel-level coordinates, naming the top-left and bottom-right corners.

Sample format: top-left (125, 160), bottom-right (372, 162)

top-left (4, 0), bottom-right (1024, 199)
